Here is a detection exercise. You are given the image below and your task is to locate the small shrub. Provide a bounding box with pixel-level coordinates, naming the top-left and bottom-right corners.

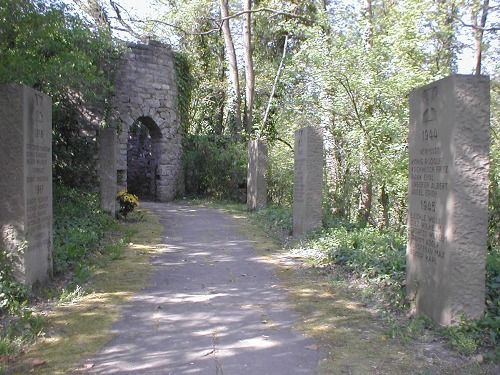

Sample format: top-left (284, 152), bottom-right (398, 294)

top-left (116, 189), bottom-right (139, 219)
top-left (53, 185), bottom-right (115, 274)
top-left (254, 206), bottom-right (294, 235)
top-left (445, 329), bottom-right (478, 356)
top-left (308, 225), bottom-right (407, 307)
top-left (0, 249), bottom-right (28, 315)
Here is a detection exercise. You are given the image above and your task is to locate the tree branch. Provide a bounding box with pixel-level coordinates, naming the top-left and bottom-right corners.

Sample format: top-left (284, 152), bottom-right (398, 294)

top-left (109, 7), bottom-right (310, 38)
top-left (221, 8), bottom-right (308, 22)
top-left (453, 13), bottom-right (499, 32)
top-left (276, 136), bottom-right (294, 151)
top-left (262, 34), bottom-right (289, 132)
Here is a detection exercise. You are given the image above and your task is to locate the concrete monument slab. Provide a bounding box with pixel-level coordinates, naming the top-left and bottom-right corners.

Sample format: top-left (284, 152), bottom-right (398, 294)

top-left (99, 127), bottom-right (117, 216)
top-left (0, 84), bottom-right (53, 285)
top-left (293, 126), bottom-right (323, 237)
top-left (407, 75), bottom-right (490, 325)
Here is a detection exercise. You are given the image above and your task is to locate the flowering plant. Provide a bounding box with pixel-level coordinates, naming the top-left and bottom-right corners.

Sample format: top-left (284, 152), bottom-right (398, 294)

top-left (116, 189), bottom-right (139, 219)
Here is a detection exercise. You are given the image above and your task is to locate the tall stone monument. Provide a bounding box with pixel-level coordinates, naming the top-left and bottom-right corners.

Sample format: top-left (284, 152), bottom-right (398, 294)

top-left (99, 127), bottom-right (117, 216)
top-left (0, 84), bottom-right (53, 285)
top-left (293, 126), bottom-right (323, 237)
top-left (407, 75), bottom-right (490, 326)
top-left (247, 139), bottom-right (268, 210)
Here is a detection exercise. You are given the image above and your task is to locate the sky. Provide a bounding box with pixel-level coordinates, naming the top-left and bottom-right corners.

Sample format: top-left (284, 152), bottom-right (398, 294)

top-left (65, 0), bottom-right (497, 76)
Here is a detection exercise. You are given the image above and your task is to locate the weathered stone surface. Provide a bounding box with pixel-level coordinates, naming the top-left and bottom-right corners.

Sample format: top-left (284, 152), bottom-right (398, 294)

top-left (407, 75), bottom-right (490, 326)
top-left (247, 140), bottom-right (268, 210)
top-left (99, 127), bottom-right (117, 216)
top-left (110, 40), bottom-right (183, 201)
top-left (0, 84), bottom-right (53, 285)
top-left (293, 126), bottom-right (323, 238)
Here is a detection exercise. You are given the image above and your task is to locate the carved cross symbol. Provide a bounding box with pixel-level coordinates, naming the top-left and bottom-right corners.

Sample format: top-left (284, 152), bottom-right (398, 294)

top-left (34, 93), bottom-right (44, 122)
top-left (422, 86), bottom-right (437, 123)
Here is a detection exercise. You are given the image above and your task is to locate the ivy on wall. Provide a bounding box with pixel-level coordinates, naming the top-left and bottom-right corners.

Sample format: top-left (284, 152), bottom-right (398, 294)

top-left (173, 51), bottom-right (195, 134)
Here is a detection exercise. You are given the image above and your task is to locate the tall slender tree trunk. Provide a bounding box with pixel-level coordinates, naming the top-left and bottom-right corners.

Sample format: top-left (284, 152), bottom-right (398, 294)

top-left (472, 0), bottom-right (490, 75)
top-left (220, 0), bottom-right (242, 137)
top-left (359, 0), bottom-right (373, 225)
top-left (243, 0), bottom-right (255, 135)
top-left (436, 0), bottom-right (459, 74)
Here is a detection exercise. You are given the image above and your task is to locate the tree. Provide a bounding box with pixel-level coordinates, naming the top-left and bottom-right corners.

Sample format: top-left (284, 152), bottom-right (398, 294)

top-left (0, 0), bottom-right (119, 188)
top-left (243, 0), bottom-right (255, 135)
top-left (220, 0), bottom-right (243, 137)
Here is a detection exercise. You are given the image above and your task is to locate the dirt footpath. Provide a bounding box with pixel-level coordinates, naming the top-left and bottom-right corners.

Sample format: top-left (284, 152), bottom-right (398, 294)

top-left (85, 202), bottom-right (320, 374)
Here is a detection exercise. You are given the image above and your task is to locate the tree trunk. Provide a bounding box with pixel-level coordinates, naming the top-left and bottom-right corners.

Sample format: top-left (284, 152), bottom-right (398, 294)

top-left (220, 0), bottom-right (243, 137)
top-left (381, 184), bottom-right (389, 229)
top-left (243, 0), bottom-right (255, 135)
top-left (473, 0), bottom-right (490, 75)
top-left (262, 34), bottom-right (289, 134)
top-left (360, 172), bottom-right (373, 226)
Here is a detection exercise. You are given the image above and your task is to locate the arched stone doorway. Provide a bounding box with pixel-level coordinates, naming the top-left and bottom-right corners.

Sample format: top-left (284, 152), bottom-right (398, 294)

top-left (109, 40), bottom-right (184, 202)
top-left (127, 116), bottom-right (161, 199)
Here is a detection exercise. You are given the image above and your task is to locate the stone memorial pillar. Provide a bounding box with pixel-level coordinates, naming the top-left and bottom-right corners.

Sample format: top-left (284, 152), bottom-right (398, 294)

top-left (407, 75), bottom-right (490, 325)
top-left (99, 127), bottom-right (117, 216)
top-left (293, 126), bottom-right (323, 237)
top-left (247, 139), bottom-right (268, 210)
top-left (0, 84), bottom-right (53, 285)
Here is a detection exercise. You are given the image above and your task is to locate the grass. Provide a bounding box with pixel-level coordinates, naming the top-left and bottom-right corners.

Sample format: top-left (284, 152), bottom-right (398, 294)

top-left (2, 200), bottom-right (498, 374)
top-left (224, 203), bottom-right (499, 375)
top-left (1, 208), bottom-right (163, 374)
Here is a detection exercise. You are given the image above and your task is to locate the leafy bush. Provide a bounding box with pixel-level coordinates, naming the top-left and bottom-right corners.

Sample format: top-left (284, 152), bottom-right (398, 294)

top-left (310, 225), bottom-right (408, 307)
top-left (267, 142), bottom-right (294, 206)
top-left (254, 205), bottom-right (294, 236)
top-left (53, 185), bottom-right (115, 275)
top-left (182, 135), bottom-right (247, 201)
top-left (0, 250), bottom-right (28, 315)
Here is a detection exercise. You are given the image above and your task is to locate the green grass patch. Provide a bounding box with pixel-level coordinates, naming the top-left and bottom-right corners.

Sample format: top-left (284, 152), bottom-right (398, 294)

top-left (249, 204), bottom-right (500, 368)
top-left (2, 206), bottom-right (163, 374)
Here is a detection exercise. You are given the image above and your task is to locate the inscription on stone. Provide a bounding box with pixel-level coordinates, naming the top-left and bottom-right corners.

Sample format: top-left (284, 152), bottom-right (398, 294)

top-left (0, 84), bottom-right (53, 285)
top-left (408, 85), bottom-right (449, 266)
top-left (407, 75), bottom-right (490, 326)
top-left (293, 126), bottom-right (323, 237)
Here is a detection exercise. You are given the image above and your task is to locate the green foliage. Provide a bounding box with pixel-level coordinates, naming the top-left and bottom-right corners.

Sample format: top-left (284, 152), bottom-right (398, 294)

top-left (310, 224), bottom-right (408, 307)
top-left (116, 189), bottom-right (139, 219)
top-left (267, 141), bottom-right (294, 206)
top-left (0, 0), bottom-right (120, 189)
top-left (52, 111), bottom-right (100, 189)
top-left (182, 135), bottom-right (247, 200)
top-left (0, 252), bottom-right (44, 359)
top-left (174, 51), bottom-right (196, 134)
top-left (1, 186), bottom-right (126, 361)
top-left (446, 330), bottom-right (479, 356)
top-left (0, 308), bottom-right (45, 357)
top-left (386, 314), bottom-right (435, 344)
top-left (0, 250), bottom-right (28, 315)
top-left (254, 205), bottom-right (294, 236)
top-left (52, 185), bottom-right (115, 275)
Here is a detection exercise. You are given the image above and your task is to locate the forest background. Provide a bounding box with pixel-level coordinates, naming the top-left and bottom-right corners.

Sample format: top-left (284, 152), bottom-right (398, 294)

top-left (0, 0), bottom-right (499, 363)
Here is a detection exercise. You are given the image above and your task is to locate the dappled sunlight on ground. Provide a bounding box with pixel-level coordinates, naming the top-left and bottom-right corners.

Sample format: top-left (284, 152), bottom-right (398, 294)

top-left (81, 202), bottom-right (319, 374)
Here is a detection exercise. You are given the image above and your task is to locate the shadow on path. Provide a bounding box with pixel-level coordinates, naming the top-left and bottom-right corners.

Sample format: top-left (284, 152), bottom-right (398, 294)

top-left (86, 202), bottom-right (319, 374)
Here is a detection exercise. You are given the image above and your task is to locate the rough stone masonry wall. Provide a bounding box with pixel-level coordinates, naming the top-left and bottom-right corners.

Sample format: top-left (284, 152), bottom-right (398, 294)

top-left (110, 40), bottom-right (183, 201)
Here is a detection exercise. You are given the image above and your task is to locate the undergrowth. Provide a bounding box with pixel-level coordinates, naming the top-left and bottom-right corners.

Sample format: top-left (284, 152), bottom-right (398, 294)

top-left (252, 205), bottom-right (500, 362)
top-left (52, 185), bottom-right (118, 275)
top-left (0, 185), bottom-right (129, 362)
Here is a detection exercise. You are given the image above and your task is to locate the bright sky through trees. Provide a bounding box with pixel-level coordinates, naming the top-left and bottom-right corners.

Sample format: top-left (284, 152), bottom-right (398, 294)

top-left (65, 0), bottom-right (498, 76)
